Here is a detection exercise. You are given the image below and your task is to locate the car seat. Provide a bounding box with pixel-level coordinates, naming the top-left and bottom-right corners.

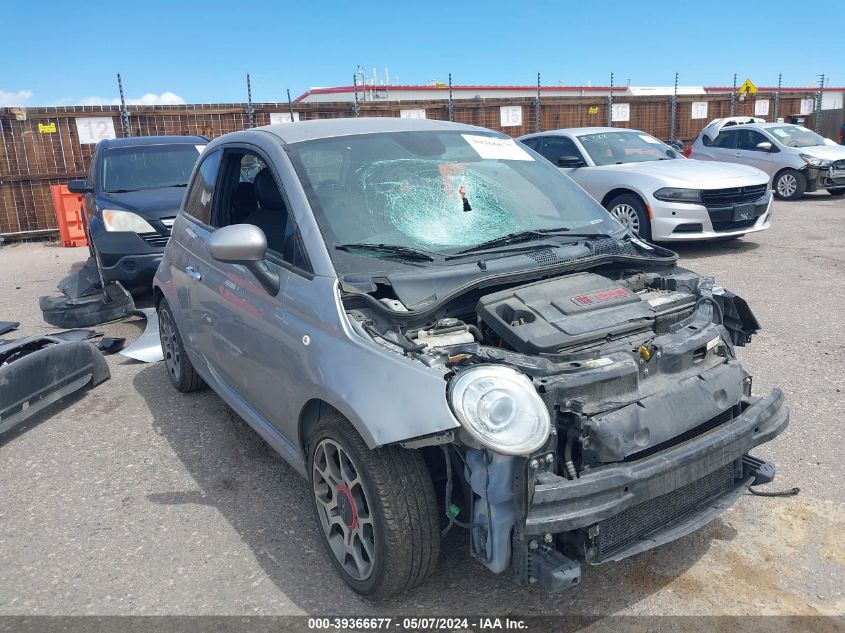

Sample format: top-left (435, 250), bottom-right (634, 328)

top-left (242, 168), bottom-right (288, 254)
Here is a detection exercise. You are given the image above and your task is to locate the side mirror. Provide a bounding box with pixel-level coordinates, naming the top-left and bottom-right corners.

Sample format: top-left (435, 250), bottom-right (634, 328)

top-left (67, 179), bottom-right (92, 194)
top-left (208, 224), bottom-right (280, 295)
top-left (755, 142), bottom-right (773, 152)
top-left (557, 155), bottom-right (585, 168)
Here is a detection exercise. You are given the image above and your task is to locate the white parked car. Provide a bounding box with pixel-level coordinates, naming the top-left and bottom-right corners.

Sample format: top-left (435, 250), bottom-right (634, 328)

top-left (688, 117), bottom-right (845, 200)
top-left (518, 127), bottom-right (772, 241)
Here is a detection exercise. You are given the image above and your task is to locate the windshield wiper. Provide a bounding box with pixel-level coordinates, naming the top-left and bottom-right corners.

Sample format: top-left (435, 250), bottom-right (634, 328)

top-left (167, 183), bottom-right (188, 188)
top-left (336, 243), bottom-right (436, 262)
top-left (104, 188), bottom-right (139, 193)
top-left (454, 228), bottom-right (613, 255)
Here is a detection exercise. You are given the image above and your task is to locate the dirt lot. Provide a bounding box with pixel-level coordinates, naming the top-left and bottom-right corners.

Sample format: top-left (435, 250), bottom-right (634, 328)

top-left (0, 194), bottom-right (844, 617)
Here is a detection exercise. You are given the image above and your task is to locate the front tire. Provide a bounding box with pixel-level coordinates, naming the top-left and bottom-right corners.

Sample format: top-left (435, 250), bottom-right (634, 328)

top-left (605, 193), bottom-right (652, 240)
top-left (308, 414), bottom-right (440, 600)
top-left (827, 187), bottom-right (845, 197)
top-left (157, 299), bottom-right (206, 392)
top-left (774, 169), bottom-right (806, 200)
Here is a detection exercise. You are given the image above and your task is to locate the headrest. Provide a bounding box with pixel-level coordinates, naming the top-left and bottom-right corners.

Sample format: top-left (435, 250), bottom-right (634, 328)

top-left (254, 168), bottom-right (284, 209)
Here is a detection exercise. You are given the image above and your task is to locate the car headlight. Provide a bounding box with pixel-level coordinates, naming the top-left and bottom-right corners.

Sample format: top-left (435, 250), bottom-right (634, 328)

top-left (653, 187), bottom-right (702, 203)
top-left (799, 154), bottom-right (832, 167)
top-left (101, 209), bottom-right (155, 233)
top-left (448, 365), bottom-right (550, 455)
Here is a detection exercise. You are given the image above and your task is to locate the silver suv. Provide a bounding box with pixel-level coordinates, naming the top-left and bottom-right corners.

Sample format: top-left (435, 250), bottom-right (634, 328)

top-left (154, 118), bottom-right (787, 599)
top-left (689, 117), bottom-right (845, 200)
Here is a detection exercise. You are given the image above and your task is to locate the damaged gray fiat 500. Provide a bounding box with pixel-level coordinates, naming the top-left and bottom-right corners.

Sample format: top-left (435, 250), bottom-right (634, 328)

top-left (153, 118), bottom-right (788, 599)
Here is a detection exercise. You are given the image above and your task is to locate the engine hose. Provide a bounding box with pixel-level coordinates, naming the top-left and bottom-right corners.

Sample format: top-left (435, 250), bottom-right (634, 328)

top-left (696, 296), bottom-right (724, 326)
top-left (564, 434), bottom-right (578, 479)
top-left (748, 485), bottom-right (800, 497)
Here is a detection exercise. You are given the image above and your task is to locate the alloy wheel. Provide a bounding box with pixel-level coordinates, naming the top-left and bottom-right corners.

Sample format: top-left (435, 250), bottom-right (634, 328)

top-left (159, 308), bottom-right (181, 383)
top-left (777, 173), bottom-right (798, 198)
top-left (610, 203), bottom-right (641, 234)
top-left (312, 438), bottom-right (375, 581)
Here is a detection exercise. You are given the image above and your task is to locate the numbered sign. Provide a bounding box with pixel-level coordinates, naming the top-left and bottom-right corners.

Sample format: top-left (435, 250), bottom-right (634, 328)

top-left (611, 103), bottom-right (630, 122)
top-left (76, 117), bottom-right (117, 144)
top-left (691, 102), bottom-right (709, 120)
top-left (799, 99), bottom-right (814, 115)
top-left (500, 106), bottom-right (523, 127)
top-left (754, 99), bottom-right (770, 117)
top-left (399, 109), bottom-right (426, 119)
top-left (269, 112), bottom-right (300, 124)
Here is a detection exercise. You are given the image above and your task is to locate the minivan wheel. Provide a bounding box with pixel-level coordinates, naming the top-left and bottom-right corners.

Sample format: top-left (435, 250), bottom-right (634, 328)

top-left (307, 414), bottom-right (440, 600)
top-left (827, 187), bottom-right (845, 196)
top-left (774, 169), bottom-right (806, 200)
top-left (606, 193), bottom-right (652, 240)
top-left (157, 299), bottom-right (206, 392)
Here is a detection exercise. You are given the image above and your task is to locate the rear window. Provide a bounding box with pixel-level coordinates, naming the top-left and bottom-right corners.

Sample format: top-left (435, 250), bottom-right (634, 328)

top-left (101, 144), bottom-right (204, 193)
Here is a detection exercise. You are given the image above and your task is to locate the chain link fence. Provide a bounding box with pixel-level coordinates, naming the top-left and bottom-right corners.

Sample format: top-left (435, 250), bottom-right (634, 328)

top-left (1, 86), bottom-right (837, 236)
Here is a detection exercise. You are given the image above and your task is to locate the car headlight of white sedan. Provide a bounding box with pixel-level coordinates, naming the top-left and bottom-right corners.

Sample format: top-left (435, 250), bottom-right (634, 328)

top-left (653, 187), bottom-right (702, 203)
top-left (799, 154), bottom-right (832, 168)
top-left (448, 365), bottom-right (550, 455)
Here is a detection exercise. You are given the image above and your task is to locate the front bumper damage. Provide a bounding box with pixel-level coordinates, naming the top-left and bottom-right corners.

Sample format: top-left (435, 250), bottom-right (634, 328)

top-left (508, 388), bottom-right (787, 589)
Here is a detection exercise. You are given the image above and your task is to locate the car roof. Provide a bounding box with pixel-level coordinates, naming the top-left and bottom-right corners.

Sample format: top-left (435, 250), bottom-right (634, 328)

top-left (519, 127), bottom-right (642, 139)
top-left (98, 135), bottom-right (208, 148)
top-left (256, 117), bottom-right (489, 144)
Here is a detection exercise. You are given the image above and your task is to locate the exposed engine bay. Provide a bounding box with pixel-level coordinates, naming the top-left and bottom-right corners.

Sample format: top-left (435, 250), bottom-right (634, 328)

top-left (342, 263), bottom-right (785, 590)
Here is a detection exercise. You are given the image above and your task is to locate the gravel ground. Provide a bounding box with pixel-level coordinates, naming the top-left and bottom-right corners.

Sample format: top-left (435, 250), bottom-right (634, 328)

top-left (0, 193), bottom-right (843, 617)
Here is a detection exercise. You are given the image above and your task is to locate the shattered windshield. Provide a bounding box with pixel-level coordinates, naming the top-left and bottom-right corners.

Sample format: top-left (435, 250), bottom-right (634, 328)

top-left (285, 130), bottom-right (620, 272)
top-left (578, 131), bottom-right (674, 166)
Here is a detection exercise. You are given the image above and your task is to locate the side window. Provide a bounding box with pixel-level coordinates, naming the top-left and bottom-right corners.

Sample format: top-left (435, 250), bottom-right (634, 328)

top-left (707, 130), bottom-right (737, 149)
top-left (183, 150), bottom-right (221, 225)
top-left (215, 150), bottom-right (312, 274)
top-left (737, 129), bottom-right (770, 151)
top-left (539, 136), bottom-right (582, 163)
top-left (520, 137), bottom-right (540, 151)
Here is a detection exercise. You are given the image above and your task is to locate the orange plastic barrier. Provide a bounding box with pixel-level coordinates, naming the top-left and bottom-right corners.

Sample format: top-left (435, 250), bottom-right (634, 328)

top-left (50, 185), bottom-right (88, 247)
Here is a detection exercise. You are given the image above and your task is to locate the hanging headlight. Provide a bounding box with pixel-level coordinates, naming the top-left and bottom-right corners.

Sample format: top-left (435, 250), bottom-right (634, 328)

top-left (448, 365), bottom-right (551, 455)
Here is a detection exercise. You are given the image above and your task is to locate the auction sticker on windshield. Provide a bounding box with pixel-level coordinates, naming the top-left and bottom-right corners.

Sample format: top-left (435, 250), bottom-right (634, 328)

top-left (462, 134), bottom-right (534, 161)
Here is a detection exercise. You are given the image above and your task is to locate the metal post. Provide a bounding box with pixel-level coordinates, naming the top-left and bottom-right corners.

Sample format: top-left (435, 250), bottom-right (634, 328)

top-left (730, 74), bottom-right (737, 116)
top-left (448, 73), bottom-right (454, 122)
top-left (286, 89), bottom-right (295, 121)
top-left (774, 73), bottom-right (782, 121)
top-left (670, 72), bottom-right (678, 142)
top-left (246, 74), bottom-right (255, 128)
top-left (353, 74), bottom-right (360, 118)
top-left (535, 72), bottom-right (541, 133)
top-left (607, 72), bottom-right (614, 126)
top-left (117, 73), bottom-right (130, 137)
top-left (814, 73), bottom-right (825, 133)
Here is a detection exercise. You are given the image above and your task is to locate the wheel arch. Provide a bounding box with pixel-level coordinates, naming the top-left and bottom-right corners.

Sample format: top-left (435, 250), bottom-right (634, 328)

top-left (601, 188), bottom-right (649, 214)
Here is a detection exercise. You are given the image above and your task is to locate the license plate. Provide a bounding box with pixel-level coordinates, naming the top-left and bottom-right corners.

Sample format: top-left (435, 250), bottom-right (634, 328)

top-left (733, 204), bottom-right (756, 222)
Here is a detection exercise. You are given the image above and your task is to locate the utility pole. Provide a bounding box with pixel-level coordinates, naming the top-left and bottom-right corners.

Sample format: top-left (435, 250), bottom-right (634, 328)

top-left (117, 73), bottom-right (130, 136)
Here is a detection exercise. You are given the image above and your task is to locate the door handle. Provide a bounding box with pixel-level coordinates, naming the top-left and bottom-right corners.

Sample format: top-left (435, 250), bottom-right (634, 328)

top-left (185, 266), bottom-right (202, 281)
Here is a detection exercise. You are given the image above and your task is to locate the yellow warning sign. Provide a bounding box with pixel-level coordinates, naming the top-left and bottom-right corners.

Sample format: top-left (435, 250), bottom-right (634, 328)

top-left (738, 79), bottom-right (758, 95)
top-left (588, 106), bottom-right (599, 115)
top-left (38, 122), bottom-right (57, 133)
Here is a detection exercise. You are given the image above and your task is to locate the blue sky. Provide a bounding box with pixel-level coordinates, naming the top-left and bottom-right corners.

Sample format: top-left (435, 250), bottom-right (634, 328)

top-left (2, 0), bottom-right (843, 107)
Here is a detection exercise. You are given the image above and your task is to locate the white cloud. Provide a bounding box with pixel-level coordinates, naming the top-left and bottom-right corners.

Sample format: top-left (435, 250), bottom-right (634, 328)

top-left (64, 91), bottom-right (187, 106)
top-left (0, 89), bottom-right (33, 107)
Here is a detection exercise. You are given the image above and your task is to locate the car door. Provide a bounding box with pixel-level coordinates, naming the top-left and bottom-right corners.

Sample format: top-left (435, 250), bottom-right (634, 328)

top-left (166, 148), bottom-right (222, 353)
top-left (537, 135), bottom-right (591, 182)
top-left (187, 144), bottom-right (311, 453)
top-left (734, 129), bottom-right (781, 178)
top-left (695, 128), bottom-right (739, 163)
